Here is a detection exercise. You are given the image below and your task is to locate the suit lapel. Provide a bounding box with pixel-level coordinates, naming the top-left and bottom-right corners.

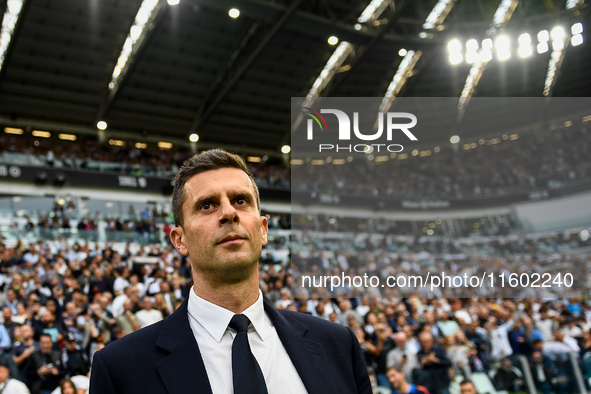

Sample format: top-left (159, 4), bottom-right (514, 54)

top-left (264, 301), bottom-right (335, 394)
top-left (155, 301), bottom-right (213, 394)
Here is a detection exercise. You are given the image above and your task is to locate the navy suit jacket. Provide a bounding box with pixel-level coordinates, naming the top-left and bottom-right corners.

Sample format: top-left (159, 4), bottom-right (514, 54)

top-left (89, 299), bottom-right (372, 393)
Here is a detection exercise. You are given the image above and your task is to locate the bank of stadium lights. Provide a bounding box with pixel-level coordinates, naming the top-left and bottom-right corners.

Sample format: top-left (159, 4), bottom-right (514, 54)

top-left (167, 0), bottom-right (179, 5)
top-left (448, 24), bottom-right (584, 65)
top-left (97, 121), bottom-right (107, 130)
top-left (189, 133), bottom-right (199, 143)
top-left (108, 0), bottom-right (160, 91)
top-left (423, 0), bottom-right (456, 30)
top-left (327, 36), bottom-right (339, 46)
top-left (398, 48), bottom-right (407, 57)
top-left (228, 8), bottom-right (240, 18)
top-left (0, 0), bottom-right (24, 72)
top-left (281, 145), bottom-right (291, 154)
top-left (450, 135), bottom-right (460, 144)
top-left (357, 0), bottom-right (392, 23)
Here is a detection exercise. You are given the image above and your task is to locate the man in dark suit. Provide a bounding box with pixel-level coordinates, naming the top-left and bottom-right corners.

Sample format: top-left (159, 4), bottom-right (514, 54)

top-left (90, 149), bottom-right (371, 394)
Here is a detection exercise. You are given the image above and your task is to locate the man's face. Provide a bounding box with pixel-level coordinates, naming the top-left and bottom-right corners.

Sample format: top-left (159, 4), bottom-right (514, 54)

top-left (171, 168), bottom-right (268, 283)
top-left (419, 334), bottom-right (433, 351)
top-left (0, 366), bottom-right (8, 384)
top-left (386, 369), bottom-right (403, 389)
top-left (460, 382), bottom-right (477, 394)
top-left (40, 336), bottom-right (52, 353)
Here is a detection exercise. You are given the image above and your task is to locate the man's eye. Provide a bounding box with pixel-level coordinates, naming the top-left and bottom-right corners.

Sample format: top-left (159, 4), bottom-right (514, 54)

top-left (236, 198), bottom-right (246, 205)
top-left (200, 203), bottom-right (211, 210)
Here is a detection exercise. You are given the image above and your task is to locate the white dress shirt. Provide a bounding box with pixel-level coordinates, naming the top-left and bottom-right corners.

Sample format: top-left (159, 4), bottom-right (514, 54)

top-left (187, 287), bottom-right (308, 394)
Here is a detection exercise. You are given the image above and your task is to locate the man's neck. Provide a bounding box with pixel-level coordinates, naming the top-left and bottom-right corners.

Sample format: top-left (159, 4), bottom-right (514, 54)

top-left (192, 273), bottom-right (260, 314)
top-left (396, 382), bottom-right (411, 393)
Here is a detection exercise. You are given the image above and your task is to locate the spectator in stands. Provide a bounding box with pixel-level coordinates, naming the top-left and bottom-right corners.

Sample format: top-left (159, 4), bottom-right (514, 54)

top-left (134, 295), bottom-right (162, 328)
top-left (372, 322), bottom-right (396, 388)
top-left (491, 357), bottom-right (525, 392)
top-left (337, 299), bottom-right (362, 326)
top-left (386, 365), bottom-right (429, 394)
top-left (2, 306), bottom-right (17, 342)
top-left (61, 333), bottom-right (89, 379)
top-left (387, 331), bottom-right (419, 383)
top-left (416, 332), bottom-right (451, 394)
top-left (26, 334), bottom-right (64, 394)
top-left (530, 350), bottom-right (553, 394)
top-left (0, 359), bottom-right (30, 394)
top-left (116, 299), bottom-right (140, 335)
top-left (458, 380), bottom-right (477, 394)
top-left (12, 323), bottom-right (38, 383)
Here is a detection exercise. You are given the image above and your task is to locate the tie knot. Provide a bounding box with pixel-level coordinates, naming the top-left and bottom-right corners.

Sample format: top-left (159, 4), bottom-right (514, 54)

top-left (229, 314), bottom-right (251, 332)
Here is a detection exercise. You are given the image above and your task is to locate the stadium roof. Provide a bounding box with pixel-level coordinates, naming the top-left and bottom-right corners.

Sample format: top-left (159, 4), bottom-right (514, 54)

top-left (0, 0), bottom-right (589, 157)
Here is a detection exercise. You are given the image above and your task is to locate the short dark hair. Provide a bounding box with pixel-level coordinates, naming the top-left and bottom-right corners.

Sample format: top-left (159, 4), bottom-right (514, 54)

top-left (459, 379), bottom-right (475, 387)
top-left (171, 149), bottom-right (260, 228)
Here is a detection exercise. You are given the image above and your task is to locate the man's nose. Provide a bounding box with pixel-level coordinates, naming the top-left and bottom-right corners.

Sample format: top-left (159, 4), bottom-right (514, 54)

top-left (219, 199), bottom-right (238, 224)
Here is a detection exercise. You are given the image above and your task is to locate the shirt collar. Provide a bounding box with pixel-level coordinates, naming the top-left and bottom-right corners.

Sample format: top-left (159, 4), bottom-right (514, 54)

top-left (187, 287), bottom-right (269, 343)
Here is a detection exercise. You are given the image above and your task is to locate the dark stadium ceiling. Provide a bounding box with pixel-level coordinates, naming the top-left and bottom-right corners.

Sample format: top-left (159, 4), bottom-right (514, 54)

top-left (0, 0), bottom-right (589, 157)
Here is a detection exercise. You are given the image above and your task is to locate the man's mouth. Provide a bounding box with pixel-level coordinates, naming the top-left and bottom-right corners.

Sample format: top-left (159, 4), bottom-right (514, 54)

top-left (218, 234), bottom-right (247, 245)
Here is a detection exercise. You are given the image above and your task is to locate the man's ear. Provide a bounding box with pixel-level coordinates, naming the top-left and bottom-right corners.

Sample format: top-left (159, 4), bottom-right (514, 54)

top-left (170, 226), bottom-right (188, 255)
top-left (260, 216), bottom-right (269, 246)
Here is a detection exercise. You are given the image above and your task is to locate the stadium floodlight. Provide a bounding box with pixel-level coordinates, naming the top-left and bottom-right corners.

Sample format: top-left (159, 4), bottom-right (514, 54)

top-left (0, 0), bottom-right (25, 72)
top-left (4, 127), bottom-right (23, 135)
top-left (552, 38), bottom-right (564, 51)
top-left (97, 121), bottom-right (108, 130)
top-left (189, 133), bottom-right (199, 143)
top-left (167, 0), bottom-right (179, 5)
top-left (398, 48), bottom-right (407, 56)
top-left (571, 34), bottom-right (584, 46)
top-left (538, 30), bottom-right (550, 43)
top-left (281, 145), bottom-right (291, 154)
top-left (519, 33), bottom-right (532, 45)
top-left (423, 0), bottom-right (456, 30)
top-left (449, 52), bottom-right (463, 65)
top-left (537, 42), bottom-right (549, 54)
top-left (551, 26), bottom-right (565, 41)
top-left (328, 36), bottom-right (339, 45)
top-left (518, 33), bottom-right (533, 58)
top-left (482, 38), bottom-right (493, 50)
top-left (448, 39), bottom-right (463, 64)
top-left (495, 35), bottom-right (511, 61)
top-left (572, 23), bottom-right (583, 35)
top-left (379, 50), bottom-right (421, 112)
top-left (450, 135), bottom-right (460, 144)
top-left (448, 39), bottom-right (462, 53)
top-left (228, 8), bottom-right (240, 18)
top-left (466, 39), bottom-right (478, 64)
top-left (358, 0), bottom-right (393, 23)
top-left (108, 0), bottom-right (161, 91)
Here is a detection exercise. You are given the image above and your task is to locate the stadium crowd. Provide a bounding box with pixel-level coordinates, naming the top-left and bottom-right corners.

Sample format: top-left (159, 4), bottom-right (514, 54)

top-left (0, 133), bottom-right (291, 189)
top-left (293, 124), bottom-right (591, 200)
top-left (0, 234), bottom-right (587, 393)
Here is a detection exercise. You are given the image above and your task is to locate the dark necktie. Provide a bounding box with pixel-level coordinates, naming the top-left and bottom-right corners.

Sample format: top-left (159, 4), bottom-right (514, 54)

top-left (228, 314), bottom-right (268, 394)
